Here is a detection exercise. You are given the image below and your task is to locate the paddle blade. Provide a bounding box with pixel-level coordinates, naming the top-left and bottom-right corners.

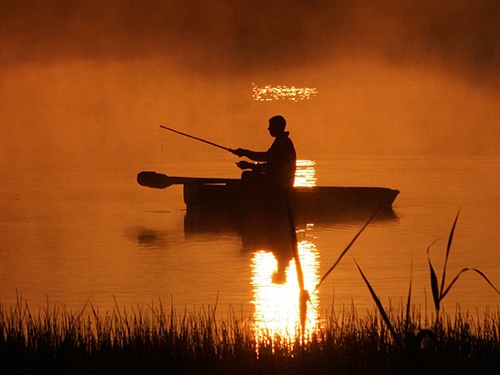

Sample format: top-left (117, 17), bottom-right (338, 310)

top-left (137, 171), bottom-right (172, 189)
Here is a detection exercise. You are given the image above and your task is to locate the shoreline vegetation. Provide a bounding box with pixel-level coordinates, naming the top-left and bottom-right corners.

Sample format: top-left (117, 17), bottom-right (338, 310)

top-left (1, 297), bottom-right (499, 374)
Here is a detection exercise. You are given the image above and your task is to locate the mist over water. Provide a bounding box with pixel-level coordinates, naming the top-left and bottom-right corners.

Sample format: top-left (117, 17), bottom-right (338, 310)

top-left (1, 1), bottom-right (498, 82)
top-left (1, 58), bottom-right (498, 176)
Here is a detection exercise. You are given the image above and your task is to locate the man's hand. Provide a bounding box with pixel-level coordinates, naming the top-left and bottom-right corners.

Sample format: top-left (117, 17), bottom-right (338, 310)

top-left (230, 148), bottom-right (247, 157)
top-left (236, 161), bottom-right (253, 170)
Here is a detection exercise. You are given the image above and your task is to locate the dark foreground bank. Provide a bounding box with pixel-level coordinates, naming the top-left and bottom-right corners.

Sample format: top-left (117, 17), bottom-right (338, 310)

top-left (1, 298), bottom-right (498, 374)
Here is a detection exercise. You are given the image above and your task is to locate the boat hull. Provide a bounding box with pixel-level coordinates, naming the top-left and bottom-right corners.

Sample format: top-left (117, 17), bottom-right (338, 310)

top-left (136, 171), bottom-right (399, 230)
top-left (183, 182), bottom-right (399, 229)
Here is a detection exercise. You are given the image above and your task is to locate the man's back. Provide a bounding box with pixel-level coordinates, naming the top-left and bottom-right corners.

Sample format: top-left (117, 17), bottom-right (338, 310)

top-left (266, 133), bottom-right (296, 189)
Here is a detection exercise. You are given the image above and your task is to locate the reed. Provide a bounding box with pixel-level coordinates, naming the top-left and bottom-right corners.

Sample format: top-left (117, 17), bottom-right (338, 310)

top-left (302, 209), bottom-right (500, 373)
top-left (426, 211), bottom-right (500, 322)
top-left (1, 296), bottom-right (499, 374)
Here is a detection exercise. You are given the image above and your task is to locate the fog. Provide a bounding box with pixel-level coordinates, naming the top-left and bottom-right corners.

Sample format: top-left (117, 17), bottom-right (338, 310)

top-left (2, 0), bottom-right (498, 82)
top-left (1, 0), bottom-right (498, 173)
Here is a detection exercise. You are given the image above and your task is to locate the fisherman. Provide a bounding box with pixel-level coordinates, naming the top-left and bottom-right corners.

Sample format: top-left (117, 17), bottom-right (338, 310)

top-left (231, 115), bottom-right (297, 189)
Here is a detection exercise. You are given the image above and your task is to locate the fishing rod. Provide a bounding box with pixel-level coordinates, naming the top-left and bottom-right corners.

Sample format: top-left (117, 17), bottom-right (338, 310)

top-left (159, 125), bottom-right (232, 152)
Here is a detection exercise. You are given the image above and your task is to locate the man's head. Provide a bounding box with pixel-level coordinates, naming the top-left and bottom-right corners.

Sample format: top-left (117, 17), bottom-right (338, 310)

top-left (268, 115), bottom-right (286, 137)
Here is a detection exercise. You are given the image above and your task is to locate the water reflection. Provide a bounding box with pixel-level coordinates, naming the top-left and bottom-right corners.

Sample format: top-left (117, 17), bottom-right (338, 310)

top-left (177, 159), bottom-right (396, 343)
top-left (250, 239), bottom-right (320, 346)
top-left (252, 84), bottom-right (318, 102)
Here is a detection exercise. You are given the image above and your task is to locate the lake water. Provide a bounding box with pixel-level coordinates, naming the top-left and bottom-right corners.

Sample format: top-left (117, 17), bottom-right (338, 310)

top-left (1, 156), bottom-right (499, 333)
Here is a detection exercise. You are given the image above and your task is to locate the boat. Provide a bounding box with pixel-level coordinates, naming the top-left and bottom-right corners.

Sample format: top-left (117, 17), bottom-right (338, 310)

top-left (137, 171), bottom-right (399, 230)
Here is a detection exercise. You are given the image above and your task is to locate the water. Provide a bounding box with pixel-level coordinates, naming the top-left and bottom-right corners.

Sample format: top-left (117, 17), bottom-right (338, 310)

top-left (1, 156), bottom-right (499, 326)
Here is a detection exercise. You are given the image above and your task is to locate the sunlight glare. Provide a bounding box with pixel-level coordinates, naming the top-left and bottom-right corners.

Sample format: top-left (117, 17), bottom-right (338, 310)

top-left (250, 240), bottom-right (320, 348)
top-left (252, 83), bottom-right (318, 102)
top-left (294, 159), bottom-right (317, 187)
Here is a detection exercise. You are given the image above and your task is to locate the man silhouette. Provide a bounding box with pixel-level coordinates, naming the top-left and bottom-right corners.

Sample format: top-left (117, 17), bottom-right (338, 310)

top-left (231, 115), bottom-right (296, 189)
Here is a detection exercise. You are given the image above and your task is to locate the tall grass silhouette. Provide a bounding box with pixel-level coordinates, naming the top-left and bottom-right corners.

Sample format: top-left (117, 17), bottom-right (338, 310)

top-left (426, 211), bottom-right (500, 320)
top-left (1, 293), bottom-right (498, 373)
top-left (348, 210), bottom-right (500, 353)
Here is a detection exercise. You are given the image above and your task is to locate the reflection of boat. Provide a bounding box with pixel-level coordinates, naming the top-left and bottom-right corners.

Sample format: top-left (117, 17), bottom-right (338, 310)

top-left (137, 171), bottom-right (399, 229)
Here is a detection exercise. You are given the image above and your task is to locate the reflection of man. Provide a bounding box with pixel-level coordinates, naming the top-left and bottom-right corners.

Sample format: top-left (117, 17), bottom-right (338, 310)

top-left (231, 115), bottom-right (296, 189)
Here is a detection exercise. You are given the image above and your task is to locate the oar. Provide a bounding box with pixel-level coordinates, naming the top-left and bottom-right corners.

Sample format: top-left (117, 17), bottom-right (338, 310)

top-left (159, 125), bottom-right (233, 152)
top-left (137, 171), bottom-right (238, 189)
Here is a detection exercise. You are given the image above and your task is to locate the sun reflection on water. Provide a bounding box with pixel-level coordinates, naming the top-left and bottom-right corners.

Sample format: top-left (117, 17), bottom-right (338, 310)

top-left (294, 159), bottom-right (317, 187)
top-left (250, 240), bottom-right (320, 347)
top-left (252, 83), bottom-right (318, 102)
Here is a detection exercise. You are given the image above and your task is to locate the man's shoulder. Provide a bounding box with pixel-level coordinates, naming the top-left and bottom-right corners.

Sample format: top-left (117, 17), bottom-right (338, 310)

top-left (276, 134), bottom-right (294, 143)
top-left (271, 136), bottom-right (293, 147)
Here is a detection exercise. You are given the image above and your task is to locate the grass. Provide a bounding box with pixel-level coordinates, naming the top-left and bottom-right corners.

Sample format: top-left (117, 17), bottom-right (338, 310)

top-left (1, 296), bottom-right (499, 374)
top-left (351, 211), bottom-right (499, 343)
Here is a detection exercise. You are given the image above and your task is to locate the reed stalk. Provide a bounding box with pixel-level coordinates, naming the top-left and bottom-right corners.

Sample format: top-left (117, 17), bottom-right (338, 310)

top-left (426, 211), bottom-right (500, 323)
top-left (345, 209), bottom-right (500, 369)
